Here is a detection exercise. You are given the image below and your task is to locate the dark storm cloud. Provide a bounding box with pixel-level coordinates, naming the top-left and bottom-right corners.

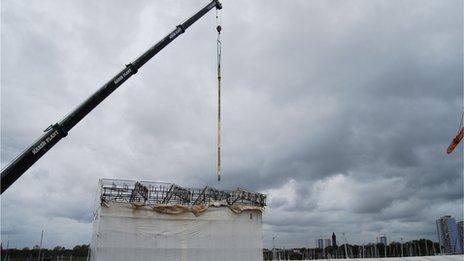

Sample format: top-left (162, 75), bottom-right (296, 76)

top-left (1, 0), bottom-right (462, 249)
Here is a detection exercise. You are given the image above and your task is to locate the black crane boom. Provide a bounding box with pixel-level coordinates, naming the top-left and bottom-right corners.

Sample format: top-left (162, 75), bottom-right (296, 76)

top-left (1, 0), bottom-right (222, 194)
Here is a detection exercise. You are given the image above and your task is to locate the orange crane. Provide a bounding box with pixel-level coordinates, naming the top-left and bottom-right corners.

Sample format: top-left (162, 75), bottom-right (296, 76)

top-left (446, 111), bottom-right (464, 154)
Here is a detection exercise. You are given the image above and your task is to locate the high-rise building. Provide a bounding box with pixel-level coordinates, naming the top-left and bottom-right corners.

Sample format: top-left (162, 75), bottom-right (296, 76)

top-left (332, 233), bottom-right (337, 247)
top-left (436, 215), bottom-right (463, 254)
top-left (317, 237), bottom-right (333, 249)
top-left (458, 221), bottom-right (464, 248)
top-left (379, 234), bottom-right (388, 245)
top-left (324, 238), bottom-right (332, 248)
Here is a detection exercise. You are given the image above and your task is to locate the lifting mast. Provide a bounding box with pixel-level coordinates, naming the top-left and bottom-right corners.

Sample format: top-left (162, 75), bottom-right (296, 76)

top-left (1, 0), bottom-right (223, 194)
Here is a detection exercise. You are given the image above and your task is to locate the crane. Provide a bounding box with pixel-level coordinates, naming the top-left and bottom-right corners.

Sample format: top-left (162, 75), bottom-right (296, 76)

top-left (1, 0), bottom-right (223, 194)
top-left (446, 111), bottom-right (464, 154)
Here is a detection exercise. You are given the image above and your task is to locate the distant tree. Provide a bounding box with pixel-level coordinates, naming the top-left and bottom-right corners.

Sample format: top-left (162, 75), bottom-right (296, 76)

top-left (53, 246), bottom-right (65, 251)
top-left (72, 244), bottom-right (89, 256)
top-left (22, 247), bottom-right (30, 251)
top-left (324, 245), bottom-right (334, 257)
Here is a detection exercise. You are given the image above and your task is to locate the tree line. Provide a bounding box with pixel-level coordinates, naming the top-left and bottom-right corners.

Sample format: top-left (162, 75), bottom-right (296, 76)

top-left (263, 239), bottom-right (442, 260)
top-left (1, 244), bottom-right (89, 261)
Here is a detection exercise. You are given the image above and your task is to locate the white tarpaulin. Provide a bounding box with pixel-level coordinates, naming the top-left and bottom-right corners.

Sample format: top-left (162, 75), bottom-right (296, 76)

top-left (90, 203), bottom-right (263, 261)
top-left (90, 179), bottom-right (265, 261)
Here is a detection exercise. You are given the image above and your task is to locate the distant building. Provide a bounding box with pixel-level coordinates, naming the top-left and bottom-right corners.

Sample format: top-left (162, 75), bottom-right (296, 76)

top-left (458, 221), bottom-right (464, 247)
top-left (332, 233), bottom-right (337, 247)
top-left (436, 215), bottom-right (463, 254)
top-left (379, 234), bottom-right (388, 245)
top-left (323, 238), bottom-right (332, 248)
top-left (317, 237), bottom-right (332, 249)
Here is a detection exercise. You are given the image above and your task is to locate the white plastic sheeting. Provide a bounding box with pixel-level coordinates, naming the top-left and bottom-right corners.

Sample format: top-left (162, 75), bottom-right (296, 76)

top-left (90, 202), bottom-right (263, 261)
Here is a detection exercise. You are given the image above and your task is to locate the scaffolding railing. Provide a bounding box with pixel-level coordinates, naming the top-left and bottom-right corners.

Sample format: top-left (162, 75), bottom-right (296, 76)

top-left (99, 178), bottom-right (266, 207)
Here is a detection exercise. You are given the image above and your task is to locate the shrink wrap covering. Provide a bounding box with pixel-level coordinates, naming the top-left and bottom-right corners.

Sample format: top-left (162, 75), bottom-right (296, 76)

top-left (90, 179), bottom-right (265, 261)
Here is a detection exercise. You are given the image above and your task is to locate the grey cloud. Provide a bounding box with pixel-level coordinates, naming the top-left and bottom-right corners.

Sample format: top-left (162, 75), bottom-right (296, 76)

top-left (1, 0), bottom-right (462, 249)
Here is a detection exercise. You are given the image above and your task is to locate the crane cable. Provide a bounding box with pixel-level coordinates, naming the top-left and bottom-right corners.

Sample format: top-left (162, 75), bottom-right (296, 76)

top-left (216, 8), bottom-right (222, 182)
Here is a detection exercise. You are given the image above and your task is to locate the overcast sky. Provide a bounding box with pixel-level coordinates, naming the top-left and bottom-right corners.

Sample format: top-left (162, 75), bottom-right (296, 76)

top-left (1, 0), bottom-right (463, 249)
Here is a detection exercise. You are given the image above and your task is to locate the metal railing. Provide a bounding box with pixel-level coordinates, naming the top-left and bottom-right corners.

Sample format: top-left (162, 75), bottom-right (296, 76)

top-left (99, 178), bottom-right (266, 207)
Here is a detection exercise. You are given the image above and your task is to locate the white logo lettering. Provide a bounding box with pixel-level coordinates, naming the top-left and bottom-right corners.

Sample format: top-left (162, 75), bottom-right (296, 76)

top-left (169, 27), bottom-right (182, 39)
top-left (113, 68), bottom-right (132, 85)
top-left (32, 130), bottom-right (60, 155)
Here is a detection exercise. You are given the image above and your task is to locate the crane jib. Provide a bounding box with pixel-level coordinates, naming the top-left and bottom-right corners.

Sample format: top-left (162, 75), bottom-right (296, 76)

top-left (0, 0), bottom-right (222, 194)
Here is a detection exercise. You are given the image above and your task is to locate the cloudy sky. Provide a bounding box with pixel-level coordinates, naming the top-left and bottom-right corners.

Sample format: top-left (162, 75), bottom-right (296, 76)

top-left (1, 0), bottom-right (462, 249)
